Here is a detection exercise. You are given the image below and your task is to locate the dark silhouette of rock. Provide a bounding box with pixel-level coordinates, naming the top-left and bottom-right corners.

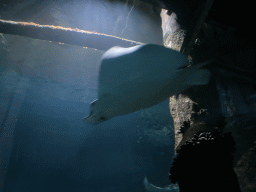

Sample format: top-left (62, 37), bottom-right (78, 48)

top-left (169, 130), bottom-right (241, 192)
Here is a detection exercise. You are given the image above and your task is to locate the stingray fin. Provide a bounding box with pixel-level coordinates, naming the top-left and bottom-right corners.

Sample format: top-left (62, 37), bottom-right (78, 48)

top-left (83, 115), bottom-right (97, 124)
top-left (143, 177), bottom-right (173, 192)
top-left (83, 113), bottom-right (107, 124)
top-left (187, 69), bottom-right (211, 85)
top-left (83, 100), bottom-right (101, 124)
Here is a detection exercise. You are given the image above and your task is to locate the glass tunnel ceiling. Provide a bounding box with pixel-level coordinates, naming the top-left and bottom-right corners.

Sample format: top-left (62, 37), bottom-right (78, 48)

top-left (0, 0), bottom-right (163, 50)
top-left (0, 1), bottom-right (175, 192)
top-left (0, 19), bottom-right (144, 51)
top-left (0, 0), bottom-right (163, 92)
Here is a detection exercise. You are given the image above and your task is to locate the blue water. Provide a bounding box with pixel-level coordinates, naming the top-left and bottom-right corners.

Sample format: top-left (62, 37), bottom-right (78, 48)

top-left (0, 1), bottom-right (173, 191)
top-left (1, 71), bottom-right (174, 192)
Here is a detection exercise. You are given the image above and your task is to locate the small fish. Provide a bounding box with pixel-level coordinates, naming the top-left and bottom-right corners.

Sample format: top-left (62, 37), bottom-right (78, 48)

top-left (84, 44), bottom-right (211, 124)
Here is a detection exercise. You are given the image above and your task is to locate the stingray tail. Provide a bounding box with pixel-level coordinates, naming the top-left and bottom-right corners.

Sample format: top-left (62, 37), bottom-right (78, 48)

top-left (190, 60), bottom-right (212, 69)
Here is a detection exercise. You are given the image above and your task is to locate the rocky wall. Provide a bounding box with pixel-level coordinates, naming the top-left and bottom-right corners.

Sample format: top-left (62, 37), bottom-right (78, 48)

top-left (161, 9), bottom-right (256, 192)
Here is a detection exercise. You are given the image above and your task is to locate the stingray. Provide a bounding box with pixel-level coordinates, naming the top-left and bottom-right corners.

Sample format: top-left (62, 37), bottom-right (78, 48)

top-left (84, 44), bottom-right (211, 124)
